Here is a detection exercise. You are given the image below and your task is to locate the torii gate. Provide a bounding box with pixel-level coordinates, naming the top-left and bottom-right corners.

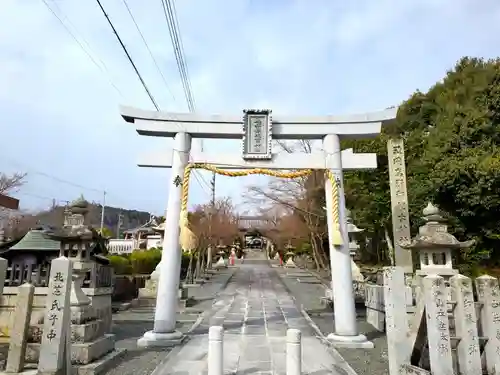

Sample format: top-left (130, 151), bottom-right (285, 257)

top-left (121, 105), bottom-right (397, 348)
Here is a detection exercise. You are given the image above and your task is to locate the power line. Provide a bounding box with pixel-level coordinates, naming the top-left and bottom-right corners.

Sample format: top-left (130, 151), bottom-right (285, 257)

top-left (121, 0), bottom-right (176, 104)
top-left (1, 155), bottom-right (103, 193)
top-left (157, 0), bottom-right (212, 196)
top-left (160, 0), bottom-right (195, 112)
top-left (41, 0), bottom-right (124, 98)
top-left (16, 191), bottom-right (70, 205)
top-left (94, 0), bottom-right (160, 110)
top-left (191, 171), bottom-right (211, 198)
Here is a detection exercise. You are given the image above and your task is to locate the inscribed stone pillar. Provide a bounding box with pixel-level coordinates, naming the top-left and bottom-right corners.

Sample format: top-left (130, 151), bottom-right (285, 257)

top-left (38, 257), bottom-right (72, 375)
top-left (387, 138), bottom-right (413, 273)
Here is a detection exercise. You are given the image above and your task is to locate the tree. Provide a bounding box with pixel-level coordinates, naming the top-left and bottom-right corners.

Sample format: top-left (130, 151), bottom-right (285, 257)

top-left (187, 197), bottom-right (240, 280)
top-left (0, 172), bottom-right (28, 237)
top-left (244, 140), bottom-right (329, 270)
top-left (0, 172), bottom-right (26, 195)
top-left (243, 57), bottom-right (500, 275)
top-left (98, 226), bottom-right (114, 238)
top-left (342, 57), bottom-right (500, 273)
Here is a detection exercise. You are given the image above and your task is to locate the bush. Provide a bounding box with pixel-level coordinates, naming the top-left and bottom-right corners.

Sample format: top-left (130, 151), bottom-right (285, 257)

top-left (130, 248), bottom-right (162, 275)
top-left (108, 255), bottom-right (133, 275)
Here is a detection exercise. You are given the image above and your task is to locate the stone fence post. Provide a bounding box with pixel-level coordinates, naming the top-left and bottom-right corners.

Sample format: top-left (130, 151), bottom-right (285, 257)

top-left (208, 326), bottom-right (223, 375)
top-left (422, 275), bottom-right (453, 375)
top-left (0, 256), bottom-right (7, 297)
top-left (450, 274), bottom-right (481, 375)
top-left (475, 275), bottom-right (500, 375)
top-left (6, 283), bottom-right (34, 373)
top-left (383, 267), bottom-right (410, 375)
top-left (286, 328), bottom-right (302, 375)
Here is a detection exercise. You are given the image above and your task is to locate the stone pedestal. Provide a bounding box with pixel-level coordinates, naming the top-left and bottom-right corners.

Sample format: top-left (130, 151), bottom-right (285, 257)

top-left (132, 278), bottom-right (192, 310)
top-left (66, 268), bottom-right (124, 370)
top-left (133, 277), bottom-right (158, 307)
top-left (213, 257), bottom-right (227, 269)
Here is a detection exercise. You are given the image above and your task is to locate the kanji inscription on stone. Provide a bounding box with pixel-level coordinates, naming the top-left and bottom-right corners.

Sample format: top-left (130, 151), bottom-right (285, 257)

top-left (387, 138), bottom-right (412, 272)
top-left (38, 256), bottom-right (72, 374)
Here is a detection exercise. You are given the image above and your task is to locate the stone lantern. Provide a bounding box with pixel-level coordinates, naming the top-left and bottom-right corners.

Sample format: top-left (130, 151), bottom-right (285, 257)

top-left (346, 209), bottom-right (363, 259)
top-left (285, 242), bottom-right (296, 268)
top-left (43, 196), bottom-right (118, 365)
top-left (346, 209), bottom-right (365, 283)
top-left (213, 246), bottom-right (227, 269)
top-left (45, 196), bottom-right (99, 308)
top-left (402, 202), bottom-right (474, 279)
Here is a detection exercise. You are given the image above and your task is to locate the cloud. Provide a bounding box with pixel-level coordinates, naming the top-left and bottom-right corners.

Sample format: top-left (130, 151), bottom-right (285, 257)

top-left (0, 0), bottom-right (499, 217)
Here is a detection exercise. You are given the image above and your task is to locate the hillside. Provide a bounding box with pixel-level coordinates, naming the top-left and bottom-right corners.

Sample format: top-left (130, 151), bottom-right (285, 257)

top-left (6, 203), bottom-right (151, 239)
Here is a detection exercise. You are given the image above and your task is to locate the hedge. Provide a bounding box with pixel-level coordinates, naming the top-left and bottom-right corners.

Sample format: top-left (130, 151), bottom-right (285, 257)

top-left (108, 255), bottom-right (133, 275)
top-left (130, 248), bottom-right (162, 274)
top-left (108, 248), bottom-right (197, 277)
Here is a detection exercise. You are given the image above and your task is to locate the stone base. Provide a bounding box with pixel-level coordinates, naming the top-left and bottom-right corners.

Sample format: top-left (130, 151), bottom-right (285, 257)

top-left (111, 302), bottom-right (131, 313)
top-left (130, 297), bottom-right (192, 310)
top-left (76, 348), bottom-right (127, 375)
top-left (182, 283), bottom-right (200, 288)
top-left (8, 348), bottom-right (128, 375)
top-left (25, 334), bottom-right (116, 365)
top-left (326, 333), bottom-right (374, 349)
top-left (71, 319), bottom-right (106, 343)
top-left (0, 370), bottom-right (39, 375)
top-left (71, 305), bottom-right (95, 324)
top-left (138, 279), bottom-right (158, 299)
top-left (137, 330), bottom-right (185, 348)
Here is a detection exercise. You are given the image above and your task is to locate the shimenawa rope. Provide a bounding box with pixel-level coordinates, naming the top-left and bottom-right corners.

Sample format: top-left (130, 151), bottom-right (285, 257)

top-left (178, 163), bottom-right (343, 251)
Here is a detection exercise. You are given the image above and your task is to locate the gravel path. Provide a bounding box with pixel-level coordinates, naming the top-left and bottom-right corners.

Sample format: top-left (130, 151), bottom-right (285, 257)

top-left (275, 265), bottom-right (389, 375)
top-left (104, 267), bottom-right (236, 375)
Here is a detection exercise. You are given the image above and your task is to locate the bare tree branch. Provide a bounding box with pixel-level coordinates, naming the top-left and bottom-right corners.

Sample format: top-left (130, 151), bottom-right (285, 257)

top-left (0, 172), bottom-right (27, 194)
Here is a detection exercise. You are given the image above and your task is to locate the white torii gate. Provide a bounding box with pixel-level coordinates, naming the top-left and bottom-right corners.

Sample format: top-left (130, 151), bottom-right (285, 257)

top-left (121, 105), bottom-right (397, 348)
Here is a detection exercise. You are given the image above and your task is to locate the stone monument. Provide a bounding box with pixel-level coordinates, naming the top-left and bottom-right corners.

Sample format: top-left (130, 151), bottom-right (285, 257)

top-left (42, 196), bottom-right (125, 369)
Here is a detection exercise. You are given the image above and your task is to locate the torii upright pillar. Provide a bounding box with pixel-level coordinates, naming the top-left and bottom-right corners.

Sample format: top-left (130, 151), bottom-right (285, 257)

top-left (121, 105), bottom-right (397, 348)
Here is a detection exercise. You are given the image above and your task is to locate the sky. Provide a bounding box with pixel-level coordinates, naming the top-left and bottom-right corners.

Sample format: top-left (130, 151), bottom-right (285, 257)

top-left (0, 0), bottom-right (499, 216)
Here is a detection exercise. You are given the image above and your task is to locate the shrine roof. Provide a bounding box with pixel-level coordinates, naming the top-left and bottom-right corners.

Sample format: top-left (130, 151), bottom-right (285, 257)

top-left (123, 226), bottom-right (156, 234)
top-left (4, 229), bottom-right (60, 251)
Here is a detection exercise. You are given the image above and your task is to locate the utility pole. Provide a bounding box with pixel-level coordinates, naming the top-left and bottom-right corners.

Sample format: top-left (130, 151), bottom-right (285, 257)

top-left (100, 191), bottom-right (106, 231)
top-left (116, 211), bottom-right (123, 238)
top-left (207, 172), bottom-right (216, 268)
top-left (210, 172), bottom-right (216, 207)
top-left (208, 172), bottom-right (216, 240)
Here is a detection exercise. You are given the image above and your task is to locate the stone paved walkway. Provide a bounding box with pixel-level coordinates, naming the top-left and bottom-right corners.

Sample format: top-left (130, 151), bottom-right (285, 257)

top-left (104, 268), bottom-right (236, 375)
top-left (154, 254), bottom-right (358, 375)
top-left (274, 265), bottom-right (389, 375)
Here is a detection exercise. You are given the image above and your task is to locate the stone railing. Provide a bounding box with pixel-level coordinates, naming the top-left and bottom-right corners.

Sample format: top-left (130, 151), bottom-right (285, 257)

top-left (0, 256), bottom-right (122, 373)
top-left (5, 262), bottom-right (113, 288)
top-left (370, 267), bottom-right (500, 375)
top-left (108, 238), bottom-right (135, 254)
top-left (364, 281), bottom-right (413, 332)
